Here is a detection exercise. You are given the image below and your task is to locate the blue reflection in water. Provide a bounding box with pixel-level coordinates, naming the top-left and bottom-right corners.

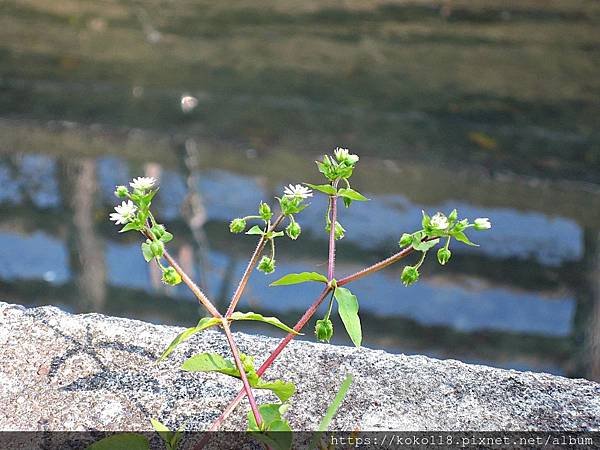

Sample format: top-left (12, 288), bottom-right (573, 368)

top-left (0, 231), bottom-right (69, 283)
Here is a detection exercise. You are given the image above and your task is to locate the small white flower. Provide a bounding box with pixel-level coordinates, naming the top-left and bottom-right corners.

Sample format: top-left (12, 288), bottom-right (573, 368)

top-left (110, 200), bottom-right (137, 225)
top-left (333, 147), bottom-right (359, 164)
top-left (130, 177), bottom-right (156, 191)
top-left (430, 212), bottom-right (449, 231)
top-left (283, 184), bottom-right (313, 199)
top-left (474, 217), bottom-right (492, 230)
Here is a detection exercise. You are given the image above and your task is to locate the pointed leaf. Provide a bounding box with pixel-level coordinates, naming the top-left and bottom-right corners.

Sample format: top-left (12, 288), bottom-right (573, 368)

top-left (86, 433), bottom-right (149, 450)
top-left (158, 317), bottom-right (220, 362)
top-left (230, 311), bottom-right (299, 335)
top-left (160, 231), bottom-right (174, 243)
top-left (141, 243), bottom-right (154, 262)
top-left (246, 225), bottom-right (265, 235)
top-left (453, 231), bottom-right (479, 247)
top-left (334, 287), bottom-right (362, 347)
top-left (181, 352), bottom-right (240, 377)
top-left (305, 183), bottom-right (337, 195)
top-left (412, 238), bottom-right (439, 252)
top-left (119, 222), bottom-right (140, 233)
top-left (270, 272), bottom-right (328, 286)
top-left (309, 374), bottom-right (353, 449)
top-left (337, 188), bottom-right (368, 202)
top-left (255, 379), bottom-right (296, 402)
top-left (150, 419), bottom-right (174, 449)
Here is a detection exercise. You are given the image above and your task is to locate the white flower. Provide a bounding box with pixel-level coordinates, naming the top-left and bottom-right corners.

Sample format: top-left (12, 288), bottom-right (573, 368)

top-left (333, 147), bottom-right (359, 164)
top-left (110, 200), bottom-right (138, 225)
top-left (474, 217), bottom-right (492, 230)
top-left (129, 177), bottom-right (156, 191)
top-left (283, 184), bottom-right (313, 199)
top-left (430, 212), bottom-right (449, 231)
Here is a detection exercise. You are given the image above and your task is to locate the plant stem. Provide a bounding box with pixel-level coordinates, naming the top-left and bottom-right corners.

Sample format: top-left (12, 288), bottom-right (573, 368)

top-left (197, 286), bottom-right (331, 445)
top-left (221, 319), bottom-right (263, 427)
top-left (162, 249), bottom-right (222, 319)
top-left (327, 194), bottom-right (338, 281)
top-left (225, 214), bottom-right (284, 317)
top-left (337, 237), bottom-right (435, 286)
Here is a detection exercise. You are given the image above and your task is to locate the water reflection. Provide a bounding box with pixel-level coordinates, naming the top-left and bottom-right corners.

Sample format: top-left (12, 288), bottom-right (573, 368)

top-left (1, 0), bottom-right (599, 382)
top-left (0, 150), bottom-right (597, 380)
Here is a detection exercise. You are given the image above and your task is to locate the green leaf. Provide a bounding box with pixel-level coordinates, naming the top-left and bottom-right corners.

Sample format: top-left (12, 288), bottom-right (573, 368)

top-left (181, 352), bottom-right (240, 377)
top-left (246, 225), bottom-right (265, 235)
top-left (305, 183), bottom-right (337, 195)
top-left (412, 238), bottom-right (439, 252)
top-left (141, 242), bottom-right (154, 262)
top-left (255, 379), bottom-right (296, 402)
top-left (309, 374), bottom-right (353, 450)
top-left (270, 272), bottom-right (328, 286)
top-left (160, 231), bottom-right (174, 243)
top-left (150, 419), bottom-right (174, 449)
top-left (230, 311), bottom-right (300, 335)
top-left (334, 287), bottom-right (362, 347)
top-left (337, 188), bottom-right (368, 202)
top-left (317, 374), bottom-right (353, 432)
top-left (119, 222), bottom-right (140, 233)
top-left (248, 404), bottom-right (292, 450)
top-left (158, 317), bottom-right (221, 362)
top-left (86, 433), bottom-right (149, 450)
top-left (453, 231), bottom-right (479, 247)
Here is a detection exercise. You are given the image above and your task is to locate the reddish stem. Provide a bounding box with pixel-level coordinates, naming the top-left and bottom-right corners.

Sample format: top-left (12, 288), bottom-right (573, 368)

top-left (163, 250), bottom-right (222, 319)
top-left (221, 319), bottom-right (263, 427)
top-left (327, 195), bottom-right (338, 281)
top-left (225, 214), bottom-right (285, 317)
top-left (196, 286), bottom-right (331, 446)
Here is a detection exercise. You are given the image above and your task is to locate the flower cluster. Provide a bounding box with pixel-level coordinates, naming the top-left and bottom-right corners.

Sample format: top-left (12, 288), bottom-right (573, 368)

top-left (109, 177), bottom-right (180, 286)
top-left (228, 185), bottom-right (312, 274)
top-left (316, 147), bottom-right (360, 182)
top-left (399, 210), bottom-right (492, 286)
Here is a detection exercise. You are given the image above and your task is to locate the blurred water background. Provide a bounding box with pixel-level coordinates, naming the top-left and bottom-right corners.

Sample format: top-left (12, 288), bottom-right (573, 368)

top-left (1, 0), bottom-right (600, 381)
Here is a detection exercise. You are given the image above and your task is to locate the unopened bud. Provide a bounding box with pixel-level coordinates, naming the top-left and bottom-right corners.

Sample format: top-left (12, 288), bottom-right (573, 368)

top-left (229, 218), bottom-right (246, 234)
top-left (315, 318), bottom-right (334, 342)
top-left (437, 247), bottom-right (451, 265)
top-left (162, 267), bottom-right (182, 286)
top-left (259, 202), bottom-right (272, 221)
top-left (114, 185), bottom-right (129, 198)
top-left (401, 265), bottom-right (419, 287)
top-left (286, 221), bottom-right (301, 240)
top-left (257, 256), bottom-right (276, 274)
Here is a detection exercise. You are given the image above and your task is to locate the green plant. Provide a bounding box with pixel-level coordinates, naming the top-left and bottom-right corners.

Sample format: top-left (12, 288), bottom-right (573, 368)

top-left (99, 149), bottom-right (491, 449)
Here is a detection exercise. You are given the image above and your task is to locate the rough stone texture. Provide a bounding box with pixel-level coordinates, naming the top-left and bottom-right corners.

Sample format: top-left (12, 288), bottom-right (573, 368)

top-left (1, 301), bottom-right (600, 434)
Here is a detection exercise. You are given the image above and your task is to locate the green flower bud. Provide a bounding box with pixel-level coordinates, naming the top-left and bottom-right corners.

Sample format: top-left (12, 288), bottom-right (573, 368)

top-left (315, 318), bottom-right (334, 342)
top-left (257, 256), bottom-right (276, 274)
top-left (150, 240), bottom-right (164, 258)
top-left (325, 220), bottom-right (345, 240)
top-left (448, 209), bottom-right (458, 223)
top-left (399, 233), bottom-right (412, 248)
top-left (151, 224), bottom-right (165, 240)
top-left (229, 218), bottom-right (246, 234)
top-left (453, 219), bottom-right (469, 233)
top-left (473, 217), bottom-right (491, 230)
top-left (334, 221), bottom-right (345, 240)
top-left (401, 265), bottom-right (419, 286)
top-left (114, 185), bottom-right (129, 198)
top-left (162, 266), bottom-right (182, 286)
top-left (437, 247), bottom-right (451, 265)
top-left (279, 196), bottom-right (305, 215)
top-left (259, 202), bottom-right (273, 221)
top-left (285, 221), bottom-right (301, 240)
